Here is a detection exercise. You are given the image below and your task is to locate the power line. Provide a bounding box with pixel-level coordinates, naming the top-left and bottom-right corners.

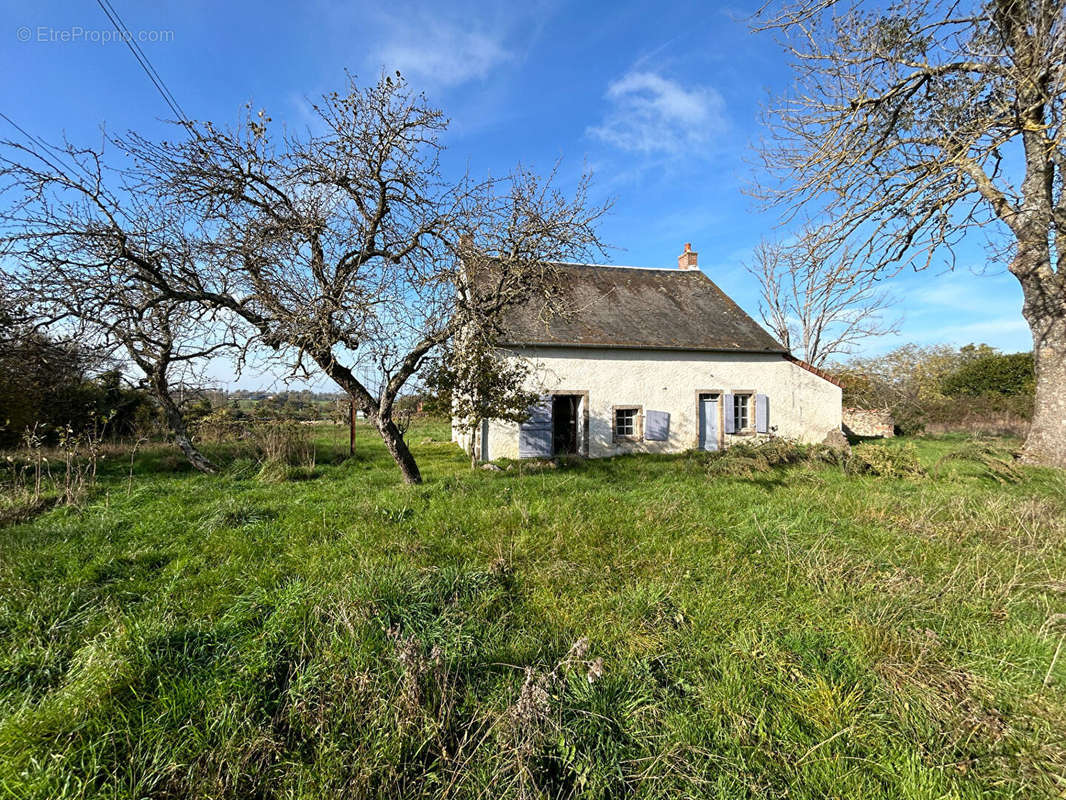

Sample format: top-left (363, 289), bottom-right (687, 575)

top-left (93, 0), bottom-right (191, 128)
top-left (0, 112), bottom-right (70, 176)
top-left (99, 0), bottom-right (189, 123)
top-left (0, 111), bottom-right (100, 187)
top-left (0, 111), bottom-right (139, 226)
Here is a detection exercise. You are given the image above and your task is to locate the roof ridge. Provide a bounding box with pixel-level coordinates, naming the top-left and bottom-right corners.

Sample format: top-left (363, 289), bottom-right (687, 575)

top-left (552, 261), bottom-right (693, 273)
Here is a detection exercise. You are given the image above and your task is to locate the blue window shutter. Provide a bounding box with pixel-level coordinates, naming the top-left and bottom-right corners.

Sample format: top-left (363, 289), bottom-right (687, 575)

top-left (755, 394), bottom-right (769, 433)
top-left (645, 410), bottom-right (669, 441)
top-left (723, 393), bottom-right (735, 434)
top-left (518, 397), bottom-right (553, 458)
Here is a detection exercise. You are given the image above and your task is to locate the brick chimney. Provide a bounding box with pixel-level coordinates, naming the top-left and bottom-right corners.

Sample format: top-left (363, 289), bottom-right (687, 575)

top-left (677, 242), bottom-right (698, 270)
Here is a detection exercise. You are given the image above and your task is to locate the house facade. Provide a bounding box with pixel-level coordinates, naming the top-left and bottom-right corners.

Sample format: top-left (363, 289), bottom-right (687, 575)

top-left (454, 245), bottom-right (843, 461)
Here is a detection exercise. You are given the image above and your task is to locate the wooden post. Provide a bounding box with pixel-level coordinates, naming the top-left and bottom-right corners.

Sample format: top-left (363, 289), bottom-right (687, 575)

top-left (349, 400), bottom-right (356, 456)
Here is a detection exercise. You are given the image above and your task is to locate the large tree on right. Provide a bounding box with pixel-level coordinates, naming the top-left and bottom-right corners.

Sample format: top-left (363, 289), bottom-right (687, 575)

top-left (755, 0), bottom-right (1066, 466)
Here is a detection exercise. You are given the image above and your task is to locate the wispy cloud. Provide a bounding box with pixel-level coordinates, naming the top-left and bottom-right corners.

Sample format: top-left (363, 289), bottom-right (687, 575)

top-left (588, 71), bottom-right (727, 155)
top-left (910, 271), bottom-right (1012, 315)
top-left (856, 269), bottom-right (1032, 354)
top-left (375, 22), bottom-right (510, 88)
top-left (904, 317), bottom-right (1031, 348)
top-left (335, 0), bottom-right (556, 91)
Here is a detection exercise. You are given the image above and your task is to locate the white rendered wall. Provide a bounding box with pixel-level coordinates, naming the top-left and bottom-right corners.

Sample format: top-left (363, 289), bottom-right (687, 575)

top-left (474, 347), bottom-right (842, 460)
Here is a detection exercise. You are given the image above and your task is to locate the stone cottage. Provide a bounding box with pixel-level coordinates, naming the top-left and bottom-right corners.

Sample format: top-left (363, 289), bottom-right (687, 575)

top-left (454, 244), bottom-right (843, 460)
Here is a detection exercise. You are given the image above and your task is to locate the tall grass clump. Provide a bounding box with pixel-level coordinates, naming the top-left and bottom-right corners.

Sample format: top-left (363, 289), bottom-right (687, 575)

top-left (933, 437), bottom-right (1024, 484)
top-left (249, 422), bottom-right (317, 481)
top-left (845, 441), bottom-right (926, 478)
top-left (251, 422), bottom-right (316, 466)
top-left (0, 420), bottom-right (111, 524)
top-left (701, 438), bottom-right (843, 478)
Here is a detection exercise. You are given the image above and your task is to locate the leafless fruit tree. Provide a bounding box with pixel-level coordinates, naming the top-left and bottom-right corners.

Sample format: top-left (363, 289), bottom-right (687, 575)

top-left (1, 74), bottom-right (606, 483)
top-left (746, 228), bottom-right (899, 366)
top-left (754, 0), bottom-right (1066, 465)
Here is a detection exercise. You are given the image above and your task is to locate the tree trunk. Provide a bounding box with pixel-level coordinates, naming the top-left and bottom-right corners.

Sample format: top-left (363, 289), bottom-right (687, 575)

top-left (376, 415), bottom-right (422, 484)
top-left (469, 418), bottom-right (479, 470)
top-left (349, 400), bottom-right (356, 456)
top-left (156, 389), bottom-right (217, 474)
top-left (1010, 218), bottom-right (1066, 468)
top-left (310, 355), bottom-right (425, 483)
top-left (1022, 315), bottom-right (1066, 468)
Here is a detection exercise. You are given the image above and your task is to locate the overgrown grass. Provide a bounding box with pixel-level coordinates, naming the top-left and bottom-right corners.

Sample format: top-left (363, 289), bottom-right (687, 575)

top-left (1, 423), bottom-right (1064, 798)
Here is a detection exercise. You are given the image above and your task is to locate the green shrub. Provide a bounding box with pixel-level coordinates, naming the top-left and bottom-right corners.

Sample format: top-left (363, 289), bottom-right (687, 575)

top-left (846, 443), bottom-right (926, 478)
top-left (941, 351), bottom-right (1034, 397)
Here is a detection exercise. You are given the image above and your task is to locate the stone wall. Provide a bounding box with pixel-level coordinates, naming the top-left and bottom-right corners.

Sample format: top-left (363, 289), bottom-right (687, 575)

top-left (842, 408), bottom-right (895, 438)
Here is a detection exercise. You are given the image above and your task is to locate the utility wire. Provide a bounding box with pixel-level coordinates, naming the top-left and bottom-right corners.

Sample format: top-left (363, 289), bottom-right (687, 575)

top-left (0, 112), bottom-right (71, 177)
top-left (93, 0), bottom-right (192, 129)
top-left (0, 110), bottom-right (139, 226)
top-left (0, 111), bottom-right (104, 191)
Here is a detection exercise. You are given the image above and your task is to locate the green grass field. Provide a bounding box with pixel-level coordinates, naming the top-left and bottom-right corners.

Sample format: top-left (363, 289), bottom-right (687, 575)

top-left (1, 422), bottom-right (1065, 799)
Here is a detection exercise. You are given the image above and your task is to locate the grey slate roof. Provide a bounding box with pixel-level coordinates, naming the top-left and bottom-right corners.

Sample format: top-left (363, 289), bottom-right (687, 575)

top-left (496, 262), bottom-right (788, 354)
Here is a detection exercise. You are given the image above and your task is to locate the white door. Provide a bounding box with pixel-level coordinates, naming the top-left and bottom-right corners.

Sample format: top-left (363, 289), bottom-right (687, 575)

top-left (699, 394), bottom-right (719, 451)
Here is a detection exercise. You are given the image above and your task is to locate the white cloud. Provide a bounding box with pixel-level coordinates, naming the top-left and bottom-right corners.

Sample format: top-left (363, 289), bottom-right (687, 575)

top-left (588, 71), bottom-right (727, 155)
top-left (316, 1), bottom-right (527, 90)
top-left (375, 23), bottom-right (510, 88)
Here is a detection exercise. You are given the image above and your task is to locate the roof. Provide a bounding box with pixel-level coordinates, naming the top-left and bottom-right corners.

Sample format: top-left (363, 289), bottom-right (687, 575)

top-left (495, 262), bottom-right (789, 354)
top-left (784, 354), bottom-right (845, 387)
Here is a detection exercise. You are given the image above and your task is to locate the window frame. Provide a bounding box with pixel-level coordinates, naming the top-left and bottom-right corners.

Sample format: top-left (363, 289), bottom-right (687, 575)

top-left (611, 405), bottom-right (643, 442)
top-left (732, 392), bottom-right (754, 433)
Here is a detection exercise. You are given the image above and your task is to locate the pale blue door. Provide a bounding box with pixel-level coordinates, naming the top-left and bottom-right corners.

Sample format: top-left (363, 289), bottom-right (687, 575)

top-left (699, 394), bottom-right (719, 451)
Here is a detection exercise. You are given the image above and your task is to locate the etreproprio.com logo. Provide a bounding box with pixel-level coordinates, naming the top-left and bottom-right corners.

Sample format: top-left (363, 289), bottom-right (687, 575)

top-left (16, 26), bottom-right (175, 44)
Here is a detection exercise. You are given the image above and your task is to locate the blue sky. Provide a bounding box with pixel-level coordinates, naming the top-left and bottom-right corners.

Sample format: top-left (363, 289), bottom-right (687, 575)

top-left (1, 0), bottom-right (1031, 389)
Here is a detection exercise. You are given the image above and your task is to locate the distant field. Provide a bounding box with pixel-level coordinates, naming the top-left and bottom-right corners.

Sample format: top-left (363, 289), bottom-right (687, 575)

top-left (1, 422), bottom-right (1064, 799)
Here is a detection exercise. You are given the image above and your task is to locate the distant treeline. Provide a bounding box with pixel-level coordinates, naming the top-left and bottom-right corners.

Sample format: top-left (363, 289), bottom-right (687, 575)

top-left (225, 389), bottom-right (347, 403)
top-left (833, 343), bottom-right (1034, 435)
top-left (0, 325), bottom-right (350, 447)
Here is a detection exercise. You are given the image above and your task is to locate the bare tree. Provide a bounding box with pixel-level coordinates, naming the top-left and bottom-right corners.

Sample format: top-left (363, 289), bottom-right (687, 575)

top-left (746, 228), bottom-right (899, 366)
top-left (754, 0), bottom-right (1066, 466)
top-left (0, 74), bottom-right (606, 483)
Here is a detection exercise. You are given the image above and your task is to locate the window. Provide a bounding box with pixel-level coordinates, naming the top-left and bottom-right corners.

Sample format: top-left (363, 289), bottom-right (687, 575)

top-left (733, 393), bottom-right (752, 432)
top-left (613, 406), bottom-right (641, 440)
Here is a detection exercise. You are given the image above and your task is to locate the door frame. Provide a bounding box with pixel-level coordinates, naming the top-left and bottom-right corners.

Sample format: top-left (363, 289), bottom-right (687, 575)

top-left (694, 389), bottom-right (724, 451)
top-left (548, 390), bottom-right (589, 456)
